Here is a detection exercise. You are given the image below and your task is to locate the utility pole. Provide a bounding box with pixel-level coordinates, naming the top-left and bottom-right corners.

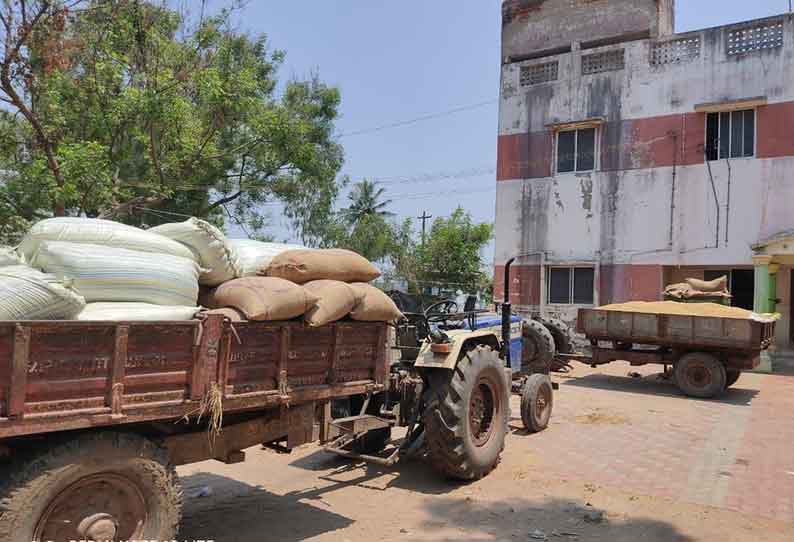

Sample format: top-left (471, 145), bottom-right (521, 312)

top-left (417, 211), bottom-right (432, 248)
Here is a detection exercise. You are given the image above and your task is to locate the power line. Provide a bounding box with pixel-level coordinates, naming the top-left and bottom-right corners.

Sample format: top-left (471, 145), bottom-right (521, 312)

top-left (337, 99), bottom-right (498, 138)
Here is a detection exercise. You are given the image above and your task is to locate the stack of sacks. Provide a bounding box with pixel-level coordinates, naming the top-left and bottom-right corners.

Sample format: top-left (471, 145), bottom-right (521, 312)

top-left (228, 239), bottom-right (304, 277)
top-left (0, 265), bottom-right (86, 320)
top-left (31, 241), bottom-right (201, 307)
top-left (0, 246), bottom-right (24, 266)
top-left (0, 244), bottom-right (85, 320)
top-left (149, 218), bottom-right (241, 286)
top-left (20, 217), bottom-right (195, 261)
top-left (78, 303), bottom-right (201, 321)
top-left (205, 248), bottom-right (402, 326)
top-left (205, 277), bottom-right (317, 321)
top-left (266, 248), bottom-right (401, 325)
top-left (21, 217), bottom-right (202, 321)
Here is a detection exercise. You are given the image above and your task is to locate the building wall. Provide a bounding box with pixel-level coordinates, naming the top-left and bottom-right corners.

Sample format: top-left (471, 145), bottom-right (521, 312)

top-left (495, 9), bottom-right (794, 346)
top-left (501, 0), bottom-right (668, 61)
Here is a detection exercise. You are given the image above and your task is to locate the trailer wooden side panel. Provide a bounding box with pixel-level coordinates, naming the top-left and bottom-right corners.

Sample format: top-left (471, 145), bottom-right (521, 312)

top-left (0, 315), bottom-right (389, 440)
top-left (577, 308), bottom-right (775, 352)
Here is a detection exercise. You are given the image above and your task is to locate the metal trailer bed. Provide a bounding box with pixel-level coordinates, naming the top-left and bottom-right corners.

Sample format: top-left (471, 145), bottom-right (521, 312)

top-left (0, 314), bottom-right (390, 541)
top-left (563, 307), bottom-right (776, 398)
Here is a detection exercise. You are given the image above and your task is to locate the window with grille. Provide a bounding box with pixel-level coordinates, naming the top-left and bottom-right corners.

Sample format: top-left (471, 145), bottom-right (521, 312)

top-left (727, 22), bottom-right (784, 55)
top-left (582, 49), bottom-right (625, 75)
top-left (547, 267), bottom-right (595, 305)
top-left (705, 109), bottom-right (755, 160)
top-left (557, 128), bottom-right (596, 173)
top-left (650, 37), bottom-right (701, 66)
top-left (520, 61), bottom-right (559, 86)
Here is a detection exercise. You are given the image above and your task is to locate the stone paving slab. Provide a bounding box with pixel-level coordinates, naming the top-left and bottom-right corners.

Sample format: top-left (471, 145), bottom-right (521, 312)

top-left (517, 363), bottom-right (794, 522)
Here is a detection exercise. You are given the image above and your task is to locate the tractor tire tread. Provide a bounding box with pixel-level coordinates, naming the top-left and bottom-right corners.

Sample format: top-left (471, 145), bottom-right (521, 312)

top-left (424, 346), bottom-right (508, 481)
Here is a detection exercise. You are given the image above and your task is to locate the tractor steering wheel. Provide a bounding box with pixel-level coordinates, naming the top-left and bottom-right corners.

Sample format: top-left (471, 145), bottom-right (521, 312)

top-left (425, 300), bottom-right (459, 324)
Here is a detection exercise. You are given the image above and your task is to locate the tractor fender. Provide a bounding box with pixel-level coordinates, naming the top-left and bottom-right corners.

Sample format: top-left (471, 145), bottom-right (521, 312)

top-left (415, 329), bottom-right (501, 370)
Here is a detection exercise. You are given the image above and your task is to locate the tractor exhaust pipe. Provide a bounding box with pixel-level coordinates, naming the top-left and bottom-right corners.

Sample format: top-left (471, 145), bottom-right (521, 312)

top-left (501, 257), bottom-right (516, 368)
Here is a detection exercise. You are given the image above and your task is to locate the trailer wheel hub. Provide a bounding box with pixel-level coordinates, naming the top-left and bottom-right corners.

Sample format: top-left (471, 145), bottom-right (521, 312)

top-left (35, 473), bottom-right (147, 542)
top-left (78, 513), bottom-right (118, 541)
top-left (685, 364), bottom-right (711, 389)
top-left (469, 378), bottom-right (498, 447)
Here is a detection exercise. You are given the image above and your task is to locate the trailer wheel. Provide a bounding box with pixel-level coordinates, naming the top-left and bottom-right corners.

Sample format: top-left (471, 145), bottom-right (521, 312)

top-left (537, 317), bottom-right (574, 354)
top-left (521, 374), bottom-right (554, 433)
top-left (424, 345), bottom-right (508, 480)
top-left (0, 432), bottom-right (181, 542)
top-left (725, 369), bottom-right (742, 389)
top-left (675, 352), bottom-right (727, 398)
top-left (522, 320), bottom-right (556, 374)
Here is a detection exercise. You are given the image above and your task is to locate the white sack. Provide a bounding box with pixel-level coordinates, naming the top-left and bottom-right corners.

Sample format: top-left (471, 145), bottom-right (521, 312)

top-left (31, 241), bottom-right (200, 306)
top-left (78, 302), bottom-right (201, 321)
top-left (228, 239), bottom-right (304, 276)
top-left (0, 247), bottom-right (23, 266)
top-left (0, 265), bottom-right (60, 283)
top-left (149, 218), bottom-right (241, 286)
top-left (19, 217), bottom-right (195, 262)
top-left (0, 271), bottom-right (85, 320)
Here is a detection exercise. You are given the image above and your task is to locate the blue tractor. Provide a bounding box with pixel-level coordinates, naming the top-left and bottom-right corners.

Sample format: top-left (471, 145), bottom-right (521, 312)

top-left (392, 257), bottom-right (570, 432)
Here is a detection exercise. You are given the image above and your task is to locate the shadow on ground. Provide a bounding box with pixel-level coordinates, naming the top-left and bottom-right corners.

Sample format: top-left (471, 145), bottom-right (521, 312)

top-left (560, 371), bottom-right (759, 406)
top-left (287, 444), bottom-right (461, 496)
top-left (178, 471), bottom-right (693, 542)
top-left (420, 496), bottom-right (694, 542)
top-left (178, 472), bottom-right (353, 542)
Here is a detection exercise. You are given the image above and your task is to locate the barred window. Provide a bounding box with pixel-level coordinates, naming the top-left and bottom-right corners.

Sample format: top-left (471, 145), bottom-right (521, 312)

top-left (557, 128), bottom-right (596, 173)
top-left (520, 61), bottom-right (559, 86)
top-left (650, 37), bottom-right (701, 66)
top-left (548, 267), bottom-right (595, 305)
top-left (705, 110), bottom-right (755, 160)
top-left (582, 49), bottom-right (625, 75)
top-left (727, 22), bottom-right (784, 55)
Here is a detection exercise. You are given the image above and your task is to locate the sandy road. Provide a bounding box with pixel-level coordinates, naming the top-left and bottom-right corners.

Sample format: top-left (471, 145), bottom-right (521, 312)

top-left (178, 363), bottom-right (794, 541)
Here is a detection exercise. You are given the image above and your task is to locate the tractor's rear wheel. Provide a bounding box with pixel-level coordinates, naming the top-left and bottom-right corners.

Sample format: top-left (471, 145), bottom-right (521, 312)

top-left (423, 345), bottom-right (508, 480)
top-left (522, 320), bottom-right (556, 374)
top-left (537, 317), bottom-right (573, 354)
top-left (0, 432), bottom-right (181, 542)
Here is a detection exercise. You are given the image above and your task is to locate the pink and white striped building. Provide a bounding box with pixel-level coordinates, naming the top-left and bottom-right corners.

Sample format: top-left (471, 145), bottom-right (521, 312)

top-left (494, 0), bottom-right (794, 369)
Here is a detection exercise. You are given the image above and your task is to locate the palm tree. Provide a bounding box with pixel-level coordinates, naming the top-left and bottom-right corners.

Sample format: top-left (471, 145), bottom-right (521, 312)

top-left (340, 179), bottom-right (394, 225)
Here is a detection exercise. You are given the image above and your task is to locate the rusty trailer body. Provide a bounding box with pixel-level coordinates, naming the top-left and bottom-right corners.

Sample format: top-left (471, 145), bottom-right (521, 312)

top-left (0, 314), bottom-right (388, 442)
top-left (567, 307), bottom-right (776, 399)
top-left (0, 314), bottom-right (391, 541)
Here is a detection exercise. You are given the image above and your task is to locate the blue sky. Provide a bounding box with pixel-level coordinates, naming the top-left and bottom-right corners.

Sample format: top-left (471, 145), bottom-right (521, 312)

top-left (223, 1), bottom-right (791, 250)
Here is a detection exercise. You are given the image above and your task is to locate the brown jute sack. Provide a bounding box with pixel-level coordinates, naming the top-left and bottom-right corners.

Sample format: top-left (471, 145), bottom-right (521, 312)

top-left (303, 280), bottom-right (363, 327)
top-left (205, 307), bottom-right (247, 322)
top-left (685, 275), bottom-right (728, 293)
top-left (208, 277), bottom-right (318, 321)
top-left (263, 249), bottom-right (381, 284)
top-left (349, 283), bottom-right (403, 322)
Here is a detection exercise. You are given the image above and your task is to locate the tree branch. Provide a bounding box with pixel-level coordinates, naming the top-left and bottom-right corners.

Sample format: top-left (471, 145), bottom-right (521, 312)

top-left (147, 122), bottom-right (166, 188)
top-left (0, 1), bottom-right (65, 215)
top-left (99, 194), bottom-right (166, 220)
top-left (205, 189), bottom-right (243, 212)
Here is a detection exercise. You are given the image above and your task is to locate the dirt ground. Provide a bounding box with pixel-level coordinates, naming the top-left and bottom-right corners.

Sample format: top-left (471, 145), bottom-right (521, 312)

top-left (177, 363), bottom-right (794, 542)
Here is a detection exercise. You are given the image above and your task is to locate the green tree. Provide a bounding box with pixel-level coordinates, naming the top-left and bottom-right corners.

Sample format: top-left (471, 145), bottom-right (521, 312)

top-left (307, 180), bottom-right (397, 262)
top-left (0, 0), bottom-right (343, 243)
top-left (339, 179), bottom-right (393, 226)
top-left (415, 207), bottom-right (493, 294)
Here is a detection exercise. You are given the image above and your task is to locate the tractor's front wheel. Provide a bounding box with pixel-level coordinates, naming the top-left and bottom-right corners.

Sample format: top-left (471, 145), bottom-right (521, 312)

top-left (521, 374), bottom-right (554, 433)
top-left (423, 345), bottom-right (509, 481)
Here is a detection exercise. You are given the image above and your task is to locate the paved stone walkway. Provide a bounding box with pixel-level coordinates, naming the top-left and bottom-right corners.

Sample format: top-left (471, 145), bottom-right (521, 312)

top-left (521, 363), bottom-right (794, 522)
